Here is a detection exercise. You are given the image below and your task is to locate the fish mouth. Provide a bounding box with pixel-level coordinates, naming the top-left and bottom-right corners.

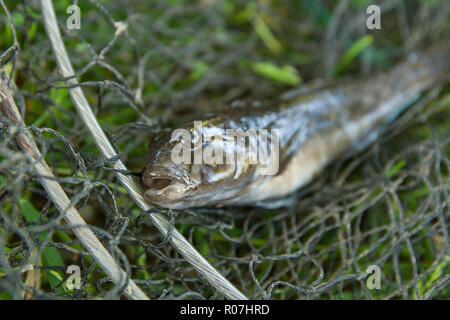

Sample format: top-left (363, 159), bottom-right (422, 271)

top-left (143, 165), bottom-right (198, 206)
top-left (143, 176), bottom-right (192, 205)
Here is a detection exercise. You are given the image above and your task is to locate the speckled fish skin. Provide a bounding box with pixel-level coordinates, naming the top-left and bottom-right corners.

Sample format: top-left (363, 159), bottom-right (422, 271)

top-left (143, 43), bottom-right (450, 209)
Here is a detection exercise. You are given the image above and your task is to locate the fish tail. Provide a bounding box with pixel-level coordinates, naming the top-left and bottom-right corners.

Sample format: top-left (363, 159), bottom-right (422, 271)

top-left (345, 41), bottom-right (449, 153)
top-left (390, 41), bottom-right (450, 94)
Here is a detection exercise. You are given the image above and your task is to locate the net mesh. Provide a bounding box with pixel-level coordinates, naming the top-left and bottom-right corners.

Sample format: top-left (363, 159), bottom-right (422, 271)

top-left (0, 0), bottom-right (449, 299)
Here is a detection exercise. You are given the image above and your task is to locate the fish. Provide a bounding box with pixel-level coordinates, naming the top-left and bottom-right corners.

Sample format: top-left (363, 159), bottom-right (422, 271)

top-left (143, 43), bottom-right (450, 209)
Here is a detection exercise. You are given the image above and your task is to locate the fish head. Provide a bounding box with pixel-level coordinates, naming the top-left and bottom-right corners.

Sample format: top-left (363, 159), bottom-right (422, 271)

top-left (143, 122), bottom-right (256, 209)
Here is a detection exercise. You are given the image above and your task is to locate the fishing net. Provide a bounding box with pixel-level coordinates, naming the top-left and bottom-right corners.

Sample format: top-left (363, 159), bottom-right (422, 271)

top-left (0, 0), bottom-right (448, 299)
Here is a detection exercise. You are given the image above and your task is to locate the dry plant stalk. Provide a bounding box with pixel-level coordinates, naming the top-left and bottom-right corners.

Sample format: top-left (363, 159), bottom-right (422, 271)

top-left (40, 0), bottom-right (247, 300)
top-left (0, 74), bottom-right (149, 300)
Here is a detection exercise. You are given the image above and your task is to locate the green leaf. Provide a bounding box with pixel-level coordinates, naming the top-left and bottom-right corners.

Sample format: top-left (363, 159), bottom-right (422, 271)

top-left (385, 160), bottom-right (406, 178)
top-left (11, 12), bottom-right (25, 26)
top-left (0, 290), bottom-right (12, 299)
top-left (251, 61), bottom-right (301, 86)
top-left (337, 35), bottom-right (374, 73)
top-left (253, 14), bottom-right (283, 54)
top-left (49, 87), bottom-right (70, 106)
top-left (234, 2), bottom-right (256, 24)
top-left (31, 110), bottom-right (50, 127)
top-left (417, 255), bottom-right (449, 298)
top-left (0, 176), bottom-right (6, 188)
top-left (28, 22), bottom-right (39, 40)
top-left (293, 53), bottom-right (313, 65)
top-left (19, 199), bottom-right (66, 293)
top-left (41, 246), bottom-right (65, 291)
top-left (136, 246), bottom-right (150, 280)
top-left (190, 61), bottom-right (210, 81)
top-left (19, 198), bottom-right (40, 223)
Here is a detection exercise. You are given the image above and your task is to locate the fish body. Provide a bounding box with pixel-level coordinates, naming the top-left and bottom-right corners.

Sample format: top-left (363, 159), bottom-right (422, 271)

top-left (143, 44), bottom-right (450, 209)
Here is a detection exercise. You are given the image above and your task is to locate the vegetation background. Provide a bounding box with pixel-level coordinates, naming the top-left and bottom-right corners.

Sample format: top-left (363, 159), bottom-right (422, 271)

top-left (0, 0), bottom-right (449, 299)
